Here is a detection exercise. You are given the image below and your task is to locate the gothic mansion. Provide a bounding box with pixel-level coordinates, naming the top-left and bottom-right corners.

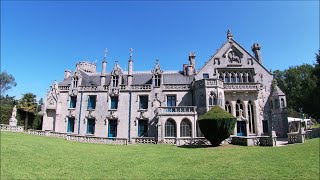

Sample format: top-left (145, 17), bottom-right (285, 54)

top-left (43, 31), bottom-right (289, 143)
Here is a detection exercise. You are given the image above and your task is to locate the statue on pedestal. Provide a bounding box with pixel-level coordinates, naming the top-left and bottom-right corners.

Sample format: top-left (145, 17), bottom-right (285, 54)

top-left (9, 105), bottom-right (18, 126)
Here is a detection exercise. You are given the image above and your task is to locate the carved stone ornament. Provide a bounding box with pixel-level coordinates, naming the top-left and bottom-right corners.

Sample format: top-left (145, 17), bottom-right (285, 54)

top-left (228, 50), bottom-right (241, 63)
top-left (69, 88), bottom-right (78, 96)
top-left (136, 110), bottom-right (148, 120)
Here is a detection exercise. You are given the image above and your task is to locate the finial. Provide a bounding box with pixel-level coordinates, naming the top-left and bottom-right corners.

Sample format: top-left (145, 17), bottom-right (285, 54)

top-left (156, 59), bottom-right (159, 64)
top-left (115, 59), bottom-right (118, 64)
top-left (104, 48), bottom-right (108, 58)
top-left (129, 48), bottom-right (134, 58)
top-left (227, 29), bottom-right (233, 39)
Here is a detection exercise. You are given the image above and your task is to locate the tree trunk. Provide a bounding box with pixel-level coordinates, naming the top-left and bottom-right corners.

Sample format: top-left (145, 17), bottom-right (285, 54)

top-left (24, 111), bottom-right (28, 130)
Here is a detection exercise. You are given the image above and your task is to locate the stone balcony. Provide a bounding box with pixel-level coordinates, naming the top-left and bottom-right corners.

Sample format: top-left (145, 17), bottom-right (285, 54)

top-left (224, 83), bottom-right (261, 91)
top-left (157, 106), bottom-right (197, 116)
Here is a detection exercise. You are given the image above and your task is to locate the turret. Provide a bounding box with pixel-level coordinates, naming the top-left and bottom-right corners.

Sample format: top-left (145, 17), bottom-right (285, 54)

top-left (252, 43), bottom-right (262, 63)
top-left (128, 48), bottom-right (133, 86)
top-left (100, 48), bottom-right (107, 86)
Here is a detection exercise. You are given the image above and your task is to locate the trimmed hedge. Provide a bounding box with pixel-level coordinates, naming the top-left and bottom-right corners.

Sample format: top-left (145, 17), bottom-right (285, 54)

top-left (198, 106), bottom-right (236, 146)
top-left (0, 105), bottom-right (12, 124)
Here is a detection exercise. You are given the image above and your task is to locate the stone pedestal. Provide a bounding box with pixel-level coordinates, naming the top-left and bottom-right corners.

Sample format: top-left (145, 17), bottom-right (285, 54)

top-left (9, 117), bottom-right (17, 126)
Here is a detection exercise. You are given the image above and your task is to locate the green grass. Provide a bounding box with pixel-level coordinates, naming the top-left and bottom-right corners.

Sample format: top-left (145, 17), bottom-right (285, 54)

top-left (1, 132), bottom-right (319, 179)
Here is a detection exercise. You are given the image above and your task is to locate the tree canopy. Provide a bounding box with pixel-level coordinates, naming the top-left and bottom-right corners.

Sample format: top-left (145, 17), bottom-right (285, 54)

top-left (0, 71), bottom-right (17, 95)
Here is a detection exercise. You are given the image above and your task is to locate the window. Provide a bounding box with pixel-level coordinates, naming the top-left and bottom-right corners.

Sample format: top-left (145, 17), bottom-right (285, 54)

top-left (73, 77), bottom-right (79, 88)
top-left (231, 73), bottom-right (236, 83)
top-left (237, 121), bottom-right (246, 136)
top-left (263, 120), bottom-right (268, 133)
top-left (203, 73), bottom-right (209, 79)
top-left (180, 119), bottom-right (192, 137)
top-left (112, 76), bottom-right (119, 87)
top-left (138, 120), bottom-right (148, 137)
top-left (139, 96), bottom-right (148, 110)
top-left (108, 119), bottom-right (117, 137)
top-left (242, 74), bottom-right (247, 83)
top-left (225, 101), bottom-right (232, 114)
top-left (219, 73), bottom-right (223, 81)
top-left (87, 118), bottom-right (95, 134)
top-left (236, 73), bottom-right (240, 83)
top-left (87, 95), bottom-right (96, 110)
top-left (67, 117), bottom-right (75, 133)
top-left (248, 101), bottom-right (255, 134)
top-left (248, 74), bottom-right (252, 82)
top-left (167, 95), bottom-right (176, 107)
top-left (225, 74), bottom-right (230, 83)
top-left (208, 92), bottom-right (217, 106)
top-left (69, 96), bottom-right (77, 109)
top-left (165, 119), bottom-right (176, 137)
top-left (154, 74), bottom-right (161, 87)
top-left (280, 98), bottom-right (285, 108)
top-left (111, 96), bottom-right (118, 110)
top-left (236, 100), bottom-right (243, 117)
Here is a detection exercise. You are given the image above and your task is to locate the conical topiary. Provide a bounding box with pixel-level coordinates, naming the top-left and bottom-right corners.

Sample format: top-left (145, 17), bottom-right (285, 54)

top-left (198, 106), bottom-right (236, 146)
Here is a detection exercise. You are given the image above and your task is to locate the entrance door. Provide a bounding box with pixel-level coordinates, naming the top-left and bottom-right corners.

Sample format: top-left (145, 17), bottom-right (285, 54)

top-left (108, 120), bottom-right (117, 137)
top-left (87, 118), bottom-right (95, 134)
top-left (237, 121), bottom-right (246, 136)
top-left (138, 120), bottom-right (148, 137)
top-left (67, 117), bottom-right (75, 133)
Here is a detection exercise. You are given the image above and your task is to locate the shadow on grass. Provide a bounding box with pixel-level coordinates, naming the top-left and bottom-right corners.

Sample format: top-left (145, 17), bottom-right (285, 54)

top-left (177, 144), bottom-right (219, 148)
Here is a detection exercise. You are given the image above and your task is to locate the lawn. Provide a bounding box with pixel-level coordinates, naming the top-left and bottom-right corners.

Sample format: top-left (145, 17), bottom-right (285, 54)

top-left (1, 132), bottom-right (319, 179)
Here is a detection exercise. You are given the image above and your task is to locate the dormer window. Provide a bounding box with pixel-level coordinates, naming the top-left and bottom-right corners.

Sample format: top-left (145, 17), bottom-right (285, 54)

top-left (72, 76), bottom-right (79, 88)
top-left (154, 74), bottom-right (161, 87)
top-left (112, 75), bottom-right (119, 88)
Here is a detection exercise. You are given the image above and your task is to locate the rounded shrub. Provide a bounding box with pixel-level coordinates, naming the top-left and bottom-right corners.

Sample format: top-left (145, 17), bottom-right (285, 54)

top-left (198, 106), bottom-right (236, 146)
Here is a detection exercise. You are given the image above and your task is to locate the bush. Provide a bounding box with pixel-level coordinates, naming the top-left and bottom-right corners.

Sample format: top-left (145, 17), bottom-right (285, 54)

top-left (198, 106), bottom-right (236, 146)
top-left (0, 105), bottom-right (12, 124)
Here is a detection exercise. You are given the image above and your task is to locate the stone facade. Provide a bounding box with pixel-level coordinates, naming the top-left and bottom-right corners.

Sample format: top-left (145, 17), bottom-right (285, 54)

top-left (42, 30), bottom-right (289, 144)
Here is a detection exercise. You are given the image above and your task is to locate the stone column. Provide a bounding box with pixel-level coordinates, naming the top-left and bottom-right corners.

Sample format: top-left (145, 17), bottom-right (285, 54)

top-left (243, 101), bottom-right (249, 136)
top-left (254, 100), bottom-right (261, 135)
top-left (176, 119), bottom-right (181, 139)
top-left (231, 101), bottom-right (237, 135)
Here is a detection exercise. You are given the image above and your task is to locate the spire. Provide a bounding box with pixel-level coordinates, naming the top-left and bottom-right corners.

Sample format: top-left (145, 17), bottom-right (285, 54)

top-left (227, 29), bottom-right (233, 39)
top-left (129, 48), bottom-right (133, 60)
top-left (103, 48), bottom-right (108, 62)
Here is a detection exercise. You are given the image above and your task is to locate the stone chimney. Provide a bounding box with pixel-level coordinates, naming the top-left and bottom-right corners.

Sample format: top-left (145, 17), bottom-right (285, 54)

top-left (187, 52), bottom-right (196, 76)
top-left (252, 43), bottom-right (262, 63)
top-left (64, 70), bottom-right (71, 79)
top-left (100, 48), bottom-right (107, 86)
top-left (127, 48), bottom-right (134, 86)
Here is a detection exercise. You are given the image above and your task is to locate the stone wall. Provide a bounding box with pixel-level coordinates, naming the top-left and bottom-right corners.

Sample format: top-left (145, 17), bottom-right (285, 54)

top-left (0, 124), bottom-right (24, 132)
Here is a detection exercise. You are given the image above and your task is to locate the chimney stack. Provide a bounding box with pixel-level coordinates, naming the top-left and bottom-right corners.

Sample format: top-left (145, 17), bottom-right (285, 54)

top-left (251, 43), bottom-right (262, 63)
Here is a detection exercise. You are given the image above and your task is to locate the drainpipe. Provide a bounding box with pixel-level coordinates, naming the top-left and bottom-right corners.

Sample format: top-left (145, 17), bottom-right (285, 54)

top-left (128, 91), bottom-right (132, 142)
top-left (78, 92), bottom-right (83, 134)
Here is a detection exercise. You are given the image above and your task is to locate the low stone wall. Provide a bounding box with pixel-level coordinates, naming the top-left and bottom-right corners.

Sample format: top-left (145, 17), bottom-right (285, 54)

top-left (163, 138), bottom-right (176, 145)
top-left (305, 128), bottom-right (320, 139)
top-left (0, 124), bottom-right (24, 132)
top-left (27, 129), bottom-right (70, 139)
top-left (231, 136), bottom-right (277, 146)
top-left (132, 137), bottom-right (157, 144)
top-left (287, 132), bottom-right (305, 144)
top-left (66, 134), bottom-right (128, 145)
top-left (176, 137), bottom-right (210, 146)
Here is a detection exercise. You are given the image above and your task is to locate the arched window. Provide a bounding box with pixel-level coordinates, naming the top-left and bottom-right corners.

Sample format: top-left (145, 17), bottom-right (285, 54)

top-left (165, 119), bottom-right (176, 137)
top-left (154, 74), bottom-right (161, 87)
top-left (236, 73), bottom-right (240, 83)
top-left (248, 73), bottom-right (252, 82)
top-left (208, 92), bottom-right (217, 106)
top-left (231, 73), bottom-right (236, 83)
top-left (270, 100), bottom-right (273, 109)
top-left (112, 75), bottom-right (119, 88)
top-left (242, 73), bottom-right (247, 83)
top-left (225, 101), bottom-right (232, 114)
top-left (219, 73), bottom-right (223, 81)
top-left (280, 98), bottom-right (285, 108)
top-left (236, 100), bottom-right (243, 117)
top-left (180, 119), bottom-right (192, 137)
top-left (225, 74), bottom-right (230, 83)
top-left (248, 101), bottom-right (255, 134)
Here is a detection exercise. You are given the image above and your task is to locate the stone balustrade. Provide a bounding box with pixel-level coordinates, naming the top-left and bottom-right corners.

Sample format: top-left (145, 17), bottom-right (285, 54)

top-left (163, 84), bottom-right (190, 91)
top-left (224, 83), bottom-right (260, 91)
top-left (231, 136), bottom-right (277, 146)
top-left (163, 138), bottom-right (176, 144)
top-left (130, 85), bottom-right (151, 91)
top-left (66, 134), bottom-right (128, 145)
top-left (0, 124), bottom-right (24, 132)
top-left (132, 137), bottom-right (157, 144)
top-left (58, 86), bottom-right (70, 91)
top-left (205, 79), bottom-right (224, 88)
top-left (305, 128), bottom-right (320, 139)
top-left (176, 137), bottom-right (210, 146)
top-left (157, 106), bottom-right (197, 115)
top-left (27, 129), bottom-right (70, 138)
top-left (287, 132), bottom-right (306, 144)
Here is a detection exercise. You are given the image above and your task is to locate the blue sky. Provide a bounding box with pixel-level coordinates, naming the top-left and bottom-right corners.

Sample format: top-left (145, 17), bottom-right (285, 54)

top-left (1, 1), bottom-right (319, 100)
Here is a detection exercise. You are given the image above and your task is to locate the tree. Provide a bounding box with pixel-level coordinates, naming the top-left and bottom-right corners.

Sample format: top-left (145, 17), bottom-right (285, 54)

top-left (18, 93), bottom-right (37, 130)
top-left (0, 71), bottom-right (17, 95)
top-left (198, 106), bottom-right (236, 146)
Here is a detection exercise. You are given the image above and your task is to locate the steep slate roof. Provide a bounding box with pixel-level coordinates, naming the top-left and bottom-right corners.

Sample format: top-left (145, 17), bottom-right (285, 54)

top-left (271, 85), bottom-right (285, 96)
top-left (163, 72), bottom-right (194, 84)
top-left (58, 76), bottom-right (72, 86)
top-left (132, 73), bottom-right (152, 85)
